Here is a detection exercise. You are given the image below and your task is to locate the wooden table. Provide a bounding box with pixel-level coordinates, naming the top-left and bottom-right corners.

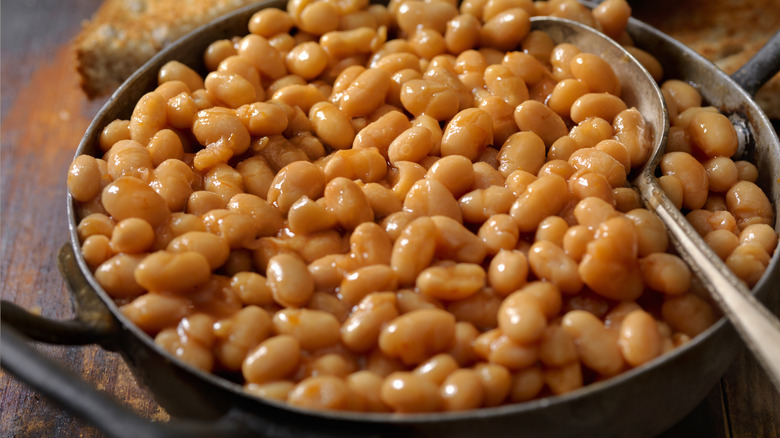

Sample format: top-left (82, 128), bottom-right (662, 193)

top-left (1, 1), bottom-right (778, 436)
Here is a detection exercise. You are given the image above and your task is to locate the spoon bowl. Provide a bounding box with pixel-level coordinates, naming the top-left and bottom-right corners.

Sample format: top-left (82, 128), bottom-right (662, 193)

top-left (532, 16), bottom-right (780, 393)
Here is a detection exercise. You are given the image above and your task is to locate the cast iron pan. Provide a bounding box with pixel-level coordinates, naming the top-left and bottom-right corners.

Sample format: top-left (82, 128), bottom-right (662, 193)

top-left (2, 1), bottom-right (779, 437)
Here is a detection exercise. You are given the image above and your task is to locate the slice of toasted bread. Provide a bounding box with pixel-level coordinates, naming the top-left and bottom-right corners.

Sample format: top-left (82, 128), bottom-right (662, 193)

top-left (74, 0), bottom-right (259, 98)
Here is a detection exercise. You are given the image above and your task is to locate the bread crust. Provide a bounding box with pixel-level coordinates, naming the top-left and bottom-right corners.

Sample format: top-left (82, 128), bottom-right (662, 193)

top-left (74, 0), bottom-right (258, 98)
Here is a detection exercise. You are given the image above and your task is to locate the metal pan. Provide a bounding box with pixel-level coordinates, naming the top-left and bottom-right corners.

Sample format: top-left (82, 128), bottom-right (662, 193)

top-left (3, 1), bottom-right (779, 437)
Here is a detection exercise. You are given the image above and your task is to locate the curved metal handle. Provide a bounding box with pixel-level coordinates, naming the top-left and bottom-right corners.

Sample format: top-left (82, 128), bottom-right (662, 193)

top-left (1, 244), bottom-right (117, 346)
top-left (731, 30), bottom-right (780, 96)
top-left (636, 174), bottom-right (780, 394)
top-left (1, 322), bottom-right (253, 438)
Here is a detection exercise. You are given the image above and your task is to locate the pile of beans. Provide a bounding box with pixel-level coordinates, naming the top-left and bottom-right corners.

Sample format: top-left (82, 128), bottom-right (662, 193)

top-left (67, 0), bottom-right (777, 413)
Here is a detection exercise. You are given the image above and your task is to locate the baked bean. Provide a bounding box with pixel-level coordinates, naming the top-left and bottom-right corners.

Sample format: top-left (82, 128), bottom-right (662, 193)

top-left (346, 371), bottom-right (390, 412)
top-left (459, 186), bottom-right (516, 223)
top-left (425, 155), bottom-right (474, 197)
top-left (248, 8), bottom-right (294, 37)
top-left (413, 353), bottom-right (459, 386)
top-left (167, 230), bottom-right (229, 269)
top-left (68, 155), bottom-right (105, 202)
top-left (204, 72), bottom-right (256, 109)
top-left (613, 108), bottom-right (652, 168)
top-left (404, 179), bottom-right (462, 222)
top-left (498, 131), bottom-right (546, 177)
top-left (569, 148), bottom-right (626, 188)
top-left (266, 253), bottom-right (314, 307)
top-left (322, 177), bottom-right (374, 230)
top-left (661, 79), bottom-right (701, 112)
top-left (129, 92), bottom-right (168, 146)
top-left (735, 160), bottom-right (759, 182)
top-left (287, 196), bottom-right (336, 235)
top-left (381, 371), bottom-right (442, 413)
top-left (688, 111), bottom-right (739, 158)
top-left (229, 272), bottom-right (273, 306)
top-left (321, 28), bottom-right (380, 60)
top-left (561, 310), bottom-right (624, 376)
top-left (508, 365), bottom-right (544, 402)
top-left (340, 68), bottom-right (391, 118)
top-left (238, 34), bottom-right (286, 80)
top-left (726, 243), bottom-right (771, 287)
top-left (322, 148), bottom-right (389, 183)
top-left (430, 215), bottom-right (487, 263)
top-left (417, 263), bottom-right (485, 301)
top-left (528, 241), bottom-right (582, 294)
top-left (509, 174), bottom-right (569, 232)
top-left (379, 308), bottom-right (455, 365)
top-left (245, 381), bottom-right (295, 402)
top-left (99, 119), bottom-right (131, 152)
top-left (513, 100), bottom-right (567, 147)
top-left (235, 102), bottom-right (288, 137)
top-left (704, 229), bottom-right (740, 260)
top-left (568, 172), bottom-right (613, 204)
top-left (739, 224), bottom-right (778, 254)
top-left (77, 213), bottom-right (115, 241)
top-left (592, 0), bottom-right (631, 38)
top-left (266, 161), bottom-right (325, 213)
top-left (726, 181), bottom-right (774, 229)
top-left (134, 250), bottom-right (211, 293)
top-left (388, 126), bottom-right (433, 163)
top-left (578, 216), bottom-right (643, 301)
top-left (498, 290), bottom-right (547, 344)
top-left (543, 361), bottom-right (583, 395)
top-left (660, 152), bottom-right (709, 210)
top-left (213, 306), bottom-right (271, 371)
top-left (539, 324), bottom-right (577, 367)
top-left (81, 234), bottom-right (114, 269)
top-left (242, 335), bottom-right (301, 384)
top-left (570, 93), bottom-right (628, 124)
top-left (656, 175), bottom-right (684, 210)
top-left (487, 249), bottom-right (528, 296)
top-left (639, 253), bottom-right (691, 295)
top-left (400, 79), bottom-right (459, 121)
top-left (273, 308), bottom-right (341, 351)
top-left (547, 78), bottom-right (589, 118)
top-left (309, 101), bottom-right (355, 150)
top-left (473, 362), bottom-right (511, 406)
top-left (338, 264), bottom-right (396, 305)
top-left (625, 208), bottom-right (669, 256)
top-left (478, 214), bottom-right (520, 254)
top-left (445, 14), bottom-right (481, 54)
top-left (440, 368), bottom-right (485, 411)
top-left (396, 0), bottom-right (457, 35)
top-left (353, 110), bottom-right (410, 158)
top-left (396, 288), bottom-right (443, 315)
top-left (661, 294), bottom-right (716, 338)
top-left (481, 8), bottom-right (531, 51)
top-left (702, 157), bottom-right (738, 193)
top-left (105, 139), bottom-right (153, 181)
top-left (285, 42), bottom-right (328, 80)
top-left (475, 92), bottom-right (517, 146)
top-left (617, 309), bottom-right (662, 367)
top-left (120, 292), bottom-right (189, 333)
top-left (102, 176), bottom-right (170, 227)
top-left (109, 218), bottom-right (154, 254)
top-left (341, 292), bottom-right (399, 353)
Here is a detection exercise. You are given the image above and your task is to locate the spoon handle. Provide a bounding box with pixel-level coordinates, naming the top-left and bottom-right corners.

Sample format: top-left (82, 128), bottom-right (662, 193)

top-left (731, 30), bottom-right (780, 96)
top-left (636, 173), bottom-right (780, 394)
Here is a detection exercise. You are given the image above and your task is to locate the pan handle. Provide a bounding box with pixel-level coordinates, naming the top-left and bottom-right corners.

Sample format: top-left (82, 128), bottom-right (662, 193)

top-left (1, 244), bottom-right (119, 347)
top-left (731, 30), bottom-right (780, 96)
top-left (1, 322), bottom-right (341, 438)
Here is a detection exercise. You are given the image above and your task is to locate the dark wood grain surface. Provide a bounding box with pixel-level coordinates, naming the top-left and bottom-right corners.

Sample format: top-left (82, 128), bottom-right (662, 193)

top-left (0, 1), bottom-right (777, 437)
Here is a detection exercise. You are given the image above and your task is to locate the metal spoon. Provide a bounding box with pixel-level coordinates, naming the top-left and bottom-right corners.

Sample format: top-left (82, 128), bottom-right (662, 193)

top-left (531, 16), bottom-right (780, 393)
